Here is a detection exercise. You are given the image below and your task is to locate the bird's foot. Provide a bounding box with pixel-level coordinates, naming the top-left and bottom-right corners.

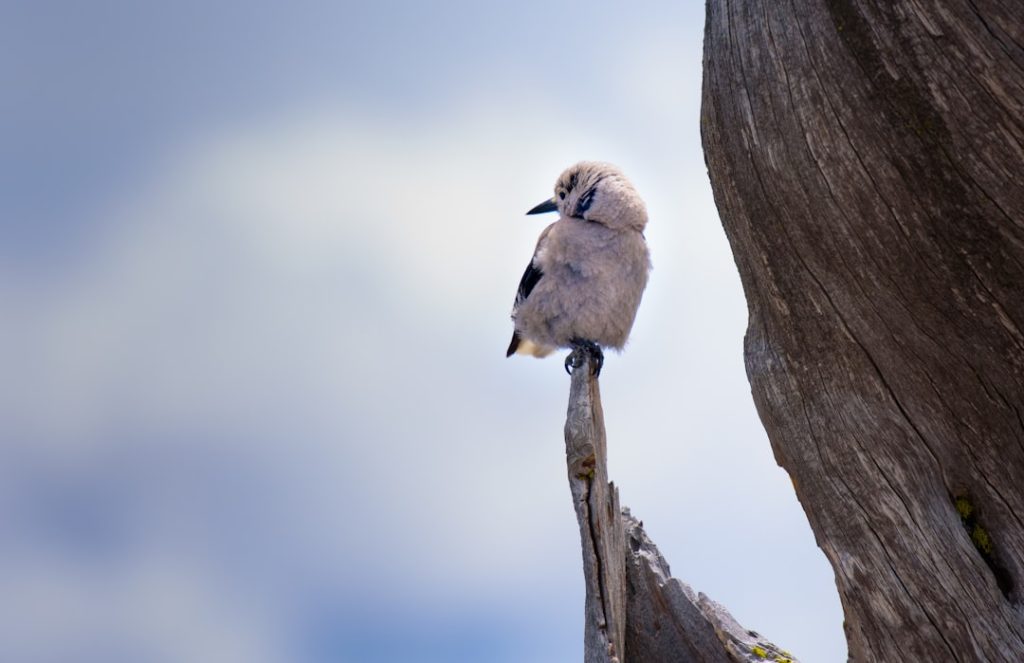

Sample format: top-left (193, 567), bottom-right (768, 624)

top-left (564, 339), bottom-right (604, 377)
top-left (564, 349), bottom-right (584, 375)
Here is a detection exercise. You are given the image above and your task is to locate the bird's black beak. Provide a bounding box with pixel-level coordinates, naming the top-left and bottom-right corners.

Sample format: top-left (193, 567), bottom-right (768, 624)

top-left (526, 198), bottom-right (558, 215)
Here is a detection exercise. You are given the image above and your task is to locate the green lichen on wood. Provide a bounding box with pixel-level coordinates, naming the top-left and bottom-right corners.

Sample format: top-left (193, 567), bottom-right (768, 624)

top-left (972, 525), bottom-right (993, 555)
top-left (951, 492), bottom-right (1013, 597)
top-left (751, 645), bottom-right (768, 659)
top-left (950, 491), bottom-right (991, 553)
top-left (954, 494), bottom-right (992, 556)
top-left (954, 496), bottom-right (973, 519)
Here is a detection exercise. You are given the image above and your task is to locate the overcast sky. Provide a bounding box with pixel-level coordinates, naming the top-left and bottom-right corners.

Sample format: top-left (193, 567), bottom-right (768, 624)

top-left (2, 2), bottom-right (846, 661)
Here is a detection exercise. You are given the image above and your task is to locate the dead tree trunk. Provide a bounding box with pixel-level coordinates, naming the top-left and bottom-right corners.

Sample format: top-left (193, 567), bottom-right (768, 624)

top-left (564, 359), bottom-right (797, 662)
top-left (702, 1), bottom-right (1024, 660)
top-left (564, 364), bottom-right (627, 662)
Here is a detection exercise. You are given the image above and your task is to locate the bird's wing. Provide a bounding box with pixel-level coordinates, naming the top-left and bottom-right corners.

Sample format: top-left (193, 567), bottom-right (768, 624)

top-left (513, 260), bottom-right (544, 309)
top-left (506, 260), bottom-right (543, 357)
top-left (506, 224), bottom-right (553, 357)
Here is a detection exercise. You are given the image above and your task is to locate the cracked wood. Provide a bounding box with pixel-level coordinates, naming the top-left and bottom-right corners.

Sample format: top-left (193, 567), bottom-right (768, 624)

top-left (703, 0), bottom-right (1024, 660)
top-left (564, 362), bottom-right (627, 663)
top-left (564, 357), bottom-right (798, 662)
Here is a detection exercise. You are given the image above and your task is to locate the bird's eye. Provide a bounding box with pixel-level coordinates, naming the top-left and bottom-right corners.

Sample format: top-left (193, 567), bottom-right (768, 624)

top-left (558, 191), bottom-right (566, 200)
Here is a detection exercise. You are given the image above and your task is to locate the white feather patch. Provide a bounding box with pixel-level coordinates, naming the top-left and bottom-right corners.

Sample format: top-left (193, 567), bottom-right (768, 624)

top-left (516, 339), bottom-right (556, 358)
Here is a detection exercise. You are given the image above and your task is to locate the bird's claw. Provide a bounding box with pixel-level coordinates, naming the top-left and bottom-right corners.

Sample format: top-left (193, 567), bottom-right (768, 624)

top-left (565, 339), bottom-right (604, 377)
top-left (565, 349), bottom-right (585, 375)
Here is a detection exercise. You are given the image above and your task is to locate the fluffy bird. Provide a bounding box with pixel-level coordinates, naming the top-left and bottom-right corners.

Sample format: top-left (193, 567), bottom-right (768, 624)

top-left (506, 161), bottom-right (650, 376)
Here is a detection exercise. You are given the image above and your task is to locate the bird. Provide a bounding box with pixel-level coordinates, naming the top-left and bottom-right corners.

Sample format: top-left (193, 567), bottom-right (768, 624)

top-left (506, 161), bottom-right (650, 377)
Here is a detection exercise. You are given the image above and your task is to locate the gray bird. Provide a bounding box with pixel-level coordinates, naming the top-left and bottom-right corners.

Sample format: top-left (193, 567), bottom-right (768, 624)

top-left (506, 161), bottom-right (650, 376)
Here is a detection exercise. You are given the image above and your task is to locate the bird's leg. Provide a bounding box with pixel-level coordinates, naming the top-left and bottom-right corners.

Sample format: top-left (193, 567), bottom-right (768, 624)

top-left (565, 344), bottom-right (585, 375)
top-left (565, 338), bottom-right (604, 377)
top-left (583, 340), bottom-right (604, 377)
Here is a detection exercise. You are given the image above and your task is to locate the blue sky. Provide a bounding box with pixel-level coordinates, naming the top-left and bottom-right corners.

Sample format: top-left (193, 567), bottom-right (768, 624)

top-left (3, 2), bottom-right (846, 661)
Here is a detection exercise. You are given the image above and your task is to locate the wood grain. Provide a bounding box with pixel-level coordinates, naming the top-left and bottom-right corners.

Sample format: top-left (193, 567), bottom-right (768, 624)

top-left (565, 361), bottom-right (627, 662)
top-left (702, 0), bottom-right (1024, 659)
top-left (566, 358), bottom-right (796, 661)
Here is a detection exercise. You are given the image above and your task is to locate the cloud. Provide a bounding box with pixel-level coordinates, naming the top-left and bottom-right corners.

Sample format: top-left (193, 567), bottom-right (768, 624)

top-left (0, 72), bottom-right (844, 660)
top-left (0, 98), bottom-right (622, 661)
top-left (0, 546), bottom-right (286, 663)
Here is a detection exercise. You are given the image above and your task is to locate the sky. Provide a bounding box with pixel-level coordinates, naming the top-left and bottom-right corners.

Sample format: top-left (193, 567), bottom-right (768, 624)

top-left (2, 2), bottom-right (846, 661)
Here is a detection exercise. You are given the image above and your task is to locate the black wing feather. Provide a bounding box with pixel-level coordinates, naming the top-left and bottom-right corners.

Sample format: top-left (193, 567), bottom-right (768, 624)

top-left (506, 260), bottom-right (544, 357)
top-left (515, 261), bottom-right (543, 307)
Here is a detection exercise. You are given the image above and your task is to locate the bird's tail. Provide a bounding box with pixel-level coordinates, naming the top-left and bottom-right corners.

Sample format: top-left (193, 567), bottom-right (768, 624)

top-left (506, 331), bottom-right (521, 357)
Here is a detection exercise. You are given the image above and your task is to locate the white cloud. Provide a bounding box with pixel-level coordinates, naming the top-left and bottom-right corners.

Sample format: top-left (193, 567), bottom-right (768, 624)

top-left (1, 76), bottom-right (844, 661)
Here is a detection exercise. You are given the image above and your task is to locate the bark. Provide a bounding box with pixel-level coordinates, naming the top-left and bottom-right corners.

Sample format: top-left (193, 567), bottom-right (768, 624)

top-left (565, 359), bottom-right (796, 662)
top-left (701, 0), bottom-right (1024, 660)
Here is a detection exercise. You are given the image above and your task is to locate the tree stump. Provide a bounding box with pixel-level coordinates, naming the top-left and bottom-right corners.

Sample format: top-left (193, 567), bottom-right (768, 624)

top-left (564, 363), bottom-right (627, 662)
top-left (564, 357), bottom-right (797, 662)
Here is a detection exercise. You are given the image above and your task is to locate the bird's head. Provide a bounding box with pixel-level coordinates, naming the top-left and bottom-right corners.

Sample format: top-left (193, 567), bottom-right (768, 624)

top-left (526, 161), bottom-right (647, 231)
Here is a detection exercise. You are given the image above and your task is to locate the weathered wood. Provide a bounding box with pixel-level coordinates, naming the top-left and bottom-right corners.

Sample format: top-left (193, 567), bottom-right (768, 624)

top-left (565, 360), bottom-right (627, 663)
top-left (565, 358), bottom-right (796, 662)
top-left (622, 510), bottom-right (797, 663)
top-left (702, 0), bottom-right (1024, 660)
